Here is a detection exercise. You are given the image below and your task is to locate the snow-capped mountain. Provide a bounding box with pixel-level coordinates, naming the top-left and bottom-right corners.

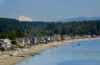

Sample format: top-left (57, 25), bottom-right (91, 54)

top-left (18, 16), bottom-right (33, 22)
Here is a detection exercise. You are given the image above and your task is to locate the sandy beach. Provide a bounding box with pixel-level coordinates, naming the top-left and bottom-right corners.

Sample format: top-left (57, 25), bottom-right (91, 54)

top-left (0, 37), bottom-right (100, 65)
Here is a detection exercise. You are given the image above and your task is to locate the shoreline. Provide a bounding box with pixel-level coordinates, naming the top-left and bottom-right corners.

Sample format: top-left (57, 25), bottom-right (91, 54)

top-left (0, 37), bottom-right (100, 65)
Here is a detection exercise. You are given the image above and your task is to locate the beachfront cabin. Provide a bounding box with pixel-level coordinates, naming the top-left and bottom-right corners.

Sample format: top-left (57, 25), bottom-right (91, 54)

top-left (14, 38), bottom-right (25, 45)
top-left (24, 37), bottom-right (32, 45)
top-left (74, 35), bottom-right (80, 39)
top-left (71, 35), bottom-right (80, 39)
top-left (32, 36), bottom-right (51, 44)
top-left (82, 35), bottom-right (92, 38)
top-left (0, 39), bottom-right (12, 49)
top-left (62, 35), bottom-right (71, 40)
top-left (97, 35), bottom-right (100, 38)
top-left (91, 35), bottom-right (96, 38)
top-left (3, 39), bottom-right (11, 45)
top-left (50, 35), bottom-right (62, 41)
top-left (14, 37), bottom-right (32, 46)
top-left (1, 43), bottom-right (12, 49)
top-left (35, 37), bottom-right (46, 44)
top-left (43, 36), bottom-right (51, 44)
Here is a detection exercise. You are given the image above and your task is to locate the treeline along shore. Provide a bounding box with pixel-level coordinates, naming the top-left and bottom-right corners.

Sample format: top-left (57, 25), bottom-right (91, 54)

top-left (0, 18), bottom-right (100, 56)
top-left (0, 18), bottom-right (100, 38)
top-left (0, 18), bottom-right (100, 65)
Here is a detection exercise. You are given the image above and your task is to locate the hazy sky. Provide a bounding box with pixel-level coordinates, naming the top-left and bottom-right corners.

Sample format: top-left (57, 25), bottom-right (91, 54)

top-left (0, 0), bottom-right (100, 21)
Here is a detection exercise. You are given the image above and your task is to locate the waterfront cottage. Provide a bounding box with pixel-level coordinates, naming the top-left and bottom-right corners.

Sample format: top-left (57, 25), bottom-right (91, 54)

top-left (91, 35), bottom-right (96, 38)
top-left (82, 35), bottom-right (92, 38)
top-left (73, 35), bottom-right (80, 39)
top-left (33, 36), bottom-right (51, 44)
top-left (50, 35), bottom-right (62, 41)
top-left (62, 35), bottom-right (71, 40)
top-left (14, 37), bottom-right (32, 45)
top-left (0, 39), bottom-right (12, 49)
top-left (35, 37), bottom-right (46, 44)
top-left (14, 38), bottom-right (25, 45)
top-left (3, 39), bottom-right (11, 45)
top-left (2, 43), bottom-right (12, 49)
top-left (24, 37), bottom-right (32, 45)
top-left (43, 36), bottom-right (51, 43)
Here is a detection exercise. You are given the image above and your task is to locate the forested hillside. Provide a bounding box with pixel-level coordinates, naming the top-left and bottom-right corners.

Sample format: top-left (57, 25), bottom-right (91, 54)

top-left (0, 18), bottom-right (100, 39)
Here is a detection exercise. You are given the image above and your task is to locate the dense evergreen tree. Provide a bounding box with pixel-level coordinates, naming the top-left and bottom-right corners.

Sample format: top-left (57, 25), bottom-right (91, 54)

top-left (0, 18), bottom-right (100, 39)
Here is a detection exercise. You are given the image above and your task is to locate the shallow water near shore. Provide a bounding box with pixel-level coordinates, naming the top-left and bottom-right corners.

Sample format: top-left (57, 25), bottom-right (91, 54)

top-left (16, 39), bottom-right (100, 65)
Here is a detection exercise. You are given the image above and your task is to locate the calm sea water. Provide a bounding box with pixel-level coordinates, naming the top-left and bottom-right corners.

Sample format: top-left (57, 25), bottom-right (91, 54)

top-left (16, 39), bottom-right (100, 65)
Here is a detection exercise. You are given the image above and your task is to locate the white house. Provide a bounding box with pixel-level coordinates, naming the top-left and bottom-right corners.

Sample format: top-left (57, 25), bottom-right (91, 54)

top-left (0, 39), bottom-right (12, 48)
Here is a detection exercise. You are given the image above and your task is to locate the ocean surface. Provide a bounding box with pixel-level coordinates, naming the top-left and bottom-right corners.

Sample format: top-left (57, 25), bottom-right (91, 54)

top-left (16, 39), bottom-right (100, 65)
